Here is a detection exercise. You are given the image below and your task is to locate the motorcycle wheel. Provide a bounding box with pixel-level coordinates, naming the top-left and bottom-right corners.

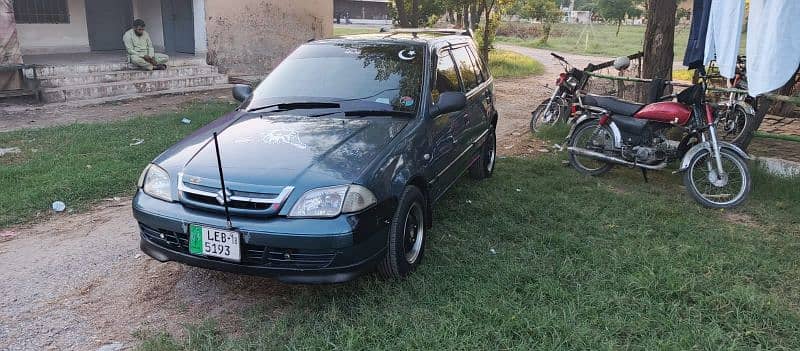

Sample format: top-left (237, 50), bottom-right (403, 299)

top-left (530, 97), bottom-right (567, 134)
top-left (683, 148), bottom-right (751, 208)
top-left (716, 104), bottom-right (755, 147)
top-left (567, 120), bottom-right (614, 176)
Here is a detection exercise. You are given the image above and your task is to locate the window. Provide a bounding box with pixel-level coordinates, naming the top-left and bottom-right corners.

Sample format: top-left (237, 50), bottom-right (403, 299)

top-left (432, 50), bottom-right (460, 103)
top-left (13, 0), bottom-right (70, 24)
top-left (466, 46), bottom-right (487, 84)
top-left (451, 47), bottom-right (479, 92)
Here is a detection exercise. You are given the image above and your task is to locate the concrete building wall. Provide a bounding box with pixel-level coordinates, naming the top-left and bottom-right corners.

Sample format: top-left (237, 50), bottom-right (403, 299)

top-left (16, 0), bottom-right (90, 54)
top-left (132, 0), bottom-right (165, 51)
top-left (204, 0), bottom-right (332, 75)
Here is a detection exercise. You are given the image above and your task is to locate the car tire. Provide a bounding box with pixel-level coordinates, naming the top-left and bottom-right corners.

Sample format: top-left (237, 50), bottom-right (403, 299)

top-left (378, 186), bottom-right (426, 280)
top-left (469, 128), bottom-right (496, 179)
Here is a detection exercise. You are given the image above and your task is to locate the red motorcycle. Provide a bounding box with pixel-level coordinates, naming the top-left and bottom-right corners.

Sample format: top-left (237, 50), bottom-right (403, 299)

top-left (566, 72), bottom-right (752, 208)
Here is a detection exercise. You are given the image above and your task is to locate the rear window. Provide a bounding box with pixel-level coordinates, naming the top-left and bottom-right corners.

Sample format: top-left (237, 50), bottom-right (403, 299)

top-left (451, 47), bottom-right (479, 92)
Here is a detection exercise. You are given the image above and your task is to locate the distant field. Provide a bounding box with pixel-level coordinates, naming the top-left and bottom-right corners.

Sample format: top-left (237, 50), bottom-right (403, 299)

top-left (332, 26), bottom-right (381, 37)
top-left (498, 22), bottom-right (694, 58)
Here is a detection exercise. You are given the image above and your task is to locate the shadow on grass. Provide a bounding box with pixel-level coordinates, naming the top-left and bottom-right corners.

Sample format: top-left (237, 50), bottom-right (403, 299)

top-left (136, 156), bottom-right (800, 350)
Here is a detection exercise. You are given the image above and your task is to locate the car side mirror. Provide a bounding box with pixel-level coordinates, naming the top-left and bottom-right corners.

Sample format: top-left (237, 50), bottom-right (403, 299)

top-left (232, 84), bottom-right (253, 103)
top-left (429, 91), bottom-right (467, 117)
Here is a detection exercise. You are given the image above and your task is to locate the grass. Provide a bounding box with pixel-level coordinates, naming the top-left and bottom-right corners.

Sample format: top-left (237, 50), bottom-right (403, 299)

top-left (332, 26), bottom-right (382, 37)
top-left (0, 102), bottom-right (235, 227)
top-left (136, 152), bottom-right (800, 349)
top-left (498, 22), bottom-right (694, 58)
top-left (488, 49), bottom-right (545, 78)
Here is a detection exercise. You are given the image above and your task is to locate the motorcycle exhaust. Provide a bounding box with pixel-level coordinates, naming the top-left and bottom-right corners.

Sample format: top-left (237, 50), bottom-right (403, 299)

top-left (567, 147), bottom-right (668, 170)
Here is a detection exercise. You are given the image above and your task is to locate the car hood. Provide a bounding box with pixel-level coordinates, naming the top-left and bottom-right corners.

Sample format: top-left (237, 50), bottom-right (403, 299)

top-left (177, 114), bottom-right (408, 188)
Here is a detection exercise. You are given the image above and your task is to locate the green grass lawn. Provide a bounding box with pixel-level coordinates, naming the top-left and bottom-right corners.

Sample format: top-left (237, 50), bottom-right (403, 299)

top-left (498, 22), bottom-right (694, 59)
top-left (0, 102), bottom-right (235, 227)
top-left (489, 49), bottom-right (545, 78)
top-left (137, 152), bottom-right (800, 350)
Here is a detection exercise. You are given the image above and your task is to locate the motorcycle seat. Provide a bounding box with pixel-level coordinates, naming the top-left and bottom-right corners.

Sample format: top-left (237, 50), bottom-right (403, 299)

top-left (583, 94), bottom-right (644, 116)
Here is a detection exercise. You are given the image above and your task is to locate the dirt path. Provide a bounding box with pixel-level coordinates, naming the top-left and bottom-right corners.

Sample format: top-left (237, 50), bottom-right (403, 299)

top-left (0, 46), bottom-right (566, 350)
top-left (0, 89), bottom-right (233, 132)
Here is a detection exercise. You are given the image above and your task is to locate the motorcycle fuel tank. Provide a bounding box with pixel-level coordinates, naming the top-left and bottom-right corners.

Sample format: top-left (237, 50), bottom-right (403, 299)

top-left (633, 101), bottom-right (691, 125)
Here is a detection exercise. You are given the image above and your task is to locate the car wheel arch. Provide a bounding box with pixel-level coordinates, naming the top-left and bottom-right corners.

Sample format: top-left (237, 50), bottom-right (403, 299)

top-left (406, 176), bottom-right (433, 229)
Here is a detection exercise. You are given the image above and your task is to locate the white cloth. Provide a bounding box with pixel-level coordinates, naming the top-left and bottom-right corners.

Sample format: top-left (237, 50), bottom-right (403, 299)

top-left (747, 0), bottom-right (800, 96)
top-left (704, 0), bottom-right (745, 79)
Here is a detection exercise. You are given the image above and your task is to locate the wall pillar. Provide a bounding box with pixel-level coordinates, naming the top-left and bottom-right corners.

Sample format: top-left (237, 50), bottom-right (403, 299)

top-left (192, 0), bottom-right (207, 56)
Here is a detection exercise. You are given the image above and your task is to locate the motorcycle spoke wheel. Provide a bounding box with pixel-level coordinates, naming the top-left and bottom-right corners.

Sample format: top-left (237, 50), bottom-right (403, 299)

top-left (569, 121), bottom-right (613, 174)
top-left (686, 149), bottom-right (750, 208)
top-left (717, 108), bottom-right (748, 143)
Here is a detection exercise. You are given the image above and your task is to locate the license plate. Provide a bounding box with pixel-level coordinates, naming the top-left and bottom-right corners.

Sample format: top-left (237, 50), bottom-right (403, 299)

top-left (188, 224), bottom-right (241, 262)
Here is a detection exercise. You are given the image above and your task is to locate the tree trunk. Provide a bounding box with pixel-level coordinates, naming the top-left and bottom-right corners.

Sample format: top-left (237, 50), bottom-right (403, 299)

top-left (642, 0), bottom-right (677, 99)
top-left (540, 23), bottom-right (552, 44)
top-left (410, 0), bottom-right (420, 27)
top-left (395, 0), bottom-right (409, 27)
top-left (463, 4), bottom-right (469, 29)
top-left (616, 20), bottom-right (622, 37)
top-left (771, 67), bottom-right (800, 117)
top-left (479, 0), bottom-right (494, 63)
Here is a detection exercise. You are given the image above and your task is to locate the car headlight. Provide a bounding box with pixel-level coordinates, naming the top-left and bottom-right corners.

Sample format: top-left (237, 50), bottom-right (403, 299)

top-left (288, 185), bottom-right (376, 218)
top-left (141, 164), bottom-right (173, 202)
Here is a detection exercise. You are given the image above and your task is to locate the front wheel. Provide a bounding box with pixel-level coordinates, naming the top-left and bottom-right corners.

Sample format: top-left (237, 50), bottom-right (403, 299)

top-left (530, 97), bottom-right (568, 133)
top-left (683, 148), bottom-right (751, 208)
top-left (378, 186), bottom-right (427, 280)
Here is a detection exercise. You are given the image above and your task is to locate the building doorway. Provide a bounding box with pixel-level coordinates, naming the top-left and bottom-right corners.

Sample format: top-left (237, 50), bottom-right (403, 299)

top-left (86, 0), bottom-right (134, 51)
top-left (161, 0), bottom-right (195, 54)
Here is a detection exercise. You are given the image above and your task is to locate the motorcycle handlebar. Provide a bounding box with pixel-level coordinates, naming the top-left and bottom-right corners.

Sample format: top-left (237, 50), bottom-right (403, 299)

top-left (551, 52), bottom-right (566, 62)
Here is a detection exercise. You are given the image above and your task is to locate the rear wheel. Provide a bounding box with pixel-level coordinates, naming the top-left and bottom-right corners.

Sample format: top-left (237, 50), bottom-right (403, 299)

top-left (716, 104), bottom-right (754, 146)
top-left (469, 128), bottom-right (496, 179)
top-left (530, 97), bottom-right (568, 133)
top-left (568, 120), bottom-right (614, 176)
top-left (378, 186), bottom-right (426, 280)
top-left (683, 148), bottom-right (751, 208)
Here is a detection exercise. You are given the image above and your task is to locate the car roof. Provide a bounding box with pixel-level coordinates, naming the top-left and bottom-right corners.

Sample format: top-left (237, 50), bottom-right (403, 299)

top-left (318, 29), bottom-right (473, 48)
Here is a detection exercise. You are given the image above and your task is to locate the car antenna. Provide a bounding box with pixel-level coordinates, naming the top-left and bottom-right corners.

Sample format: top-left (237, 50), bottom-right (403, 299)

top-left (213, 132), bottom-right (234, 229)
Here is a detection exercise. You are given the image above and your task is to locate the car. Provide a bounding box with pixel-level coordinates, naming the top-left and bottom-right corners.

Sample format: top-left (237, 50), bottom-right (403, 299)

top-left (133, 29), bottom-right (498, 283)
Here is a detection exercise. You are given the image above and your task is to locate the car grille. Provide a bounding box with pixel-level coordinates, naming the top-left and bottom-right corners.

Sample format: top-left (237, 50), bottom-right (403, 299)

top-left (177, 173), bottom-right (294, 217)
top-left (140, 223), bottom-right (337, 269)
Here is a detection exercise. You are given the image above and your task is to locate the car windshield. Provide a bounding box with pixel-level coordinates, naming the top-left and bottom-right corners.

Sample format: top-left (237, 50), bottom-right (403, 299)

top-left (249, 42), bottom-right (424, 113)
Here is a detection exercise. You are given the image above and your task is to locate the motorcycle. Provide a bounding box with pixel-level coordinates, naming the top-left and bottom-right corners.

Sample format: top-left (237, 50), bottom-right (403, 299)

top-left (530, 52), bottom-right (643, 133)
top-left (529, 53), bottom-right (588, 133)
top-left (566, 67), bottom-right (752, 209)
top-left (710, 55), bottom-right (757, 147)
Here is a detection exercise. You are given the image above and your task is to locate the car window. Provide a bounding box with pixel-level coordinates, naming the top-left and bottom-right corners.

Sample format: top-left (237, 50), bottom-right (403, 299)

top-left (432, 50), bottom-right (461, 104)
top-left (250, 42), bottom-right (424, 113)
top-left (466, 46), bottom-right (486, 84)
top-left (451, 46), bottom-right (479, 92)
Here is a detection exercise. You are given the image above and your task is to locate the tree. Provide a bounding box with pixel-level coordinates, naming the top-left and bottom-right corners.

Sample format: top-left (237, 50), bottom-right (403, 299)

top-left (641, 0), bottom-right (676, 83)
top-left (598, 0), bottom-right (643, 36)
top-left (520, 0), bottom-right (562, 44)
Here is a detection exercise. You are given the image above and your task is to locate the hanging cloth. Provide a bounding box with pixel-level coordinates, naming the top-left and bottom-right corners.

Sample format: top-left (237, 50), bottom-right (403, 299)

top-left (683, 0), bottom-right (712, 70)
top-left (703, 0), bottom-right (744, 79)
top-left (747, 0), bottom-right (800, 96)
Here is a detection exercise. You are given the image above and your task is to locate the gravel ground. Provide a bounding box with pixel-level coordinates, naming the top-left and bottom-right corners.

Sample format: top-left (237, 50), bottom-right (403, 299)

top-left (12, 45), bottom-right (774, 350)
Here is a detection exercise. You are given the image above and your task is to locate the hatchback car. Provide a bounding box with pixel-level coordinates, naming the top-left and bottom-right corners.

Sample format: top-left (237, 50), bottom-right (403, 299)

top-left (133, 29), bottom-right (498, 283)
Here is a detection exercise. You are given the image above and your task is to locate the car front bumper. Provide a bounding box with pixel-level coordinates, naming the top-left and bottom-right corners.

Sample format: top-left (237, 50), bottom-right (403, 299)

top-left (132, 190), bottom-right (391, 283)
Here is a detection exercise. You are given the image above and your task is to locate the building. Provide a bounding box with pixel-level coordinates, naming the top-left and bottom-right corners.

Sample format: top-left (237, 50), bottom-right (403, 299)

top-left (1, 0), bottom-right (332, 104)
top-left (333, 0), bottom-right (389, 21)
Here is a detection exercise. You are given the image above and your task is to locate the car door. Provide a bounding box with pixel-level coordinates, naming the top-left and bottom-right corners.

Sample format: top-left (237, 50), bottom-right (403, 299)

top-left (449, 45), bottom-right (485, 163)
top-left (466, 44), bottom-right (493, 134)
top-left (427, 48), bottom-right (467, 199)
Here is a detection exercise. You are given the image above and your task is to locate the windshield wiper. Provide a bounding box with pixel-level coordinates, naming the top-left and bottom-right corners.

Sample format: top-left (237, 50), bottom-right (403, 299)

top-left (247, 102), bottom-right (340, 113)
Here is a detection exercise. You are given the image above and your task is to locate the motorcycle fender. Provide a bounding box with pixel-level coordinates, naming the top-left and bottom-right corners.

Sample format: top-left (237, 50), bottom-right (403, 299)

top-left (567, 114), bottom-right (623, 148)
top-left (735, 101), bottom-right (755, 115)
top-left (677, 141), bottom-right (751, 173)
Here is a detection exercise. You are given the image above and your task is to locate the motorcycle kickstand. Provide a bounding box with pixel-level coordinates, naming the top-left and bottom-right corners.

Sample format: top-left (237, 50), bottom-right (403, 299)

top-left (640, 167), bottom-right (649, 183)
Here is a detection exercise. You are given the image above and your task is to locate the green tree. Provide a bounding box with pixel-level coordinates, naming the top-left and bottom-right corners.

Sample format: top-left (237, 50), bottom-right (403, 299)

top-left (520, 0), bottom-right (562, 44)
top-left (597, 0), bottom-right (643, 36)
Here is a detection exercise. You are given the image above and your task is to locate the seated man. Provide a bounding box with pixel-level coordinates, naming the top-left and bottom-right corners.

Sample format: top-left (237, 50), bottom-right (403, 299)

top-left (123, 19), bottom-right (168, 71)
